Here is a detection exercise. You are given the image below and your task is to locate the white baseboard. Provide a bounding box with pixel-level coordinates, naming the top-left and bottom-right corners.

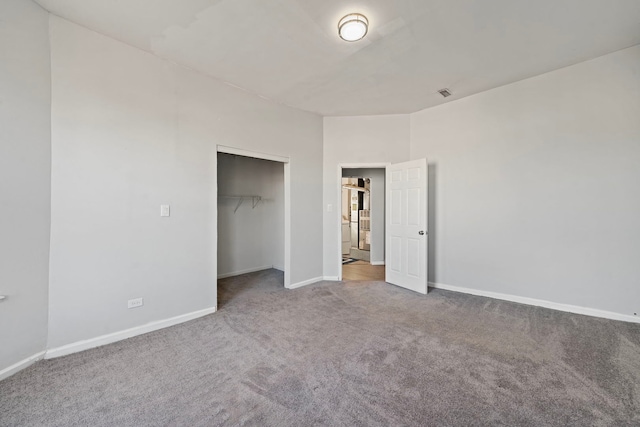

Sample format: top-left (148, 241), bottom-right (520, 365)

top-left (287, 276), bottom-right (324, 290)
top-left (323, 276), bottom-right (340, 281)
top-left (0, 351), bottom-right (46, 382)
top-left (429, 282), bottom-right (640, 324)
top-left (217, 265), bottom-right (273, 279)
top-left (45, 306), bottom-right (217, 359)
top-left (370, 261), bottom-right (385, 266)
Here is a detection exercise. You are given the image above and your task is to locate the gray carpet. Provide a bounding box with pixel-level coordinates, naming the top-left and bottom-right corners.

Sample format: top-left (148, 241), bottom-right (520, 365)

top-left (1, 269), bottom-right (639, 426)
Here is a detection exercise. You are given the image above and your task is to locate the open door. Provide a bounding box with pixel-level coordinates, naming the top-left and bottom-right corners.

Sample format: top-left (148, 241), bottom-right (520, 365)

top-left (385, 158), bottom-right (428, 294)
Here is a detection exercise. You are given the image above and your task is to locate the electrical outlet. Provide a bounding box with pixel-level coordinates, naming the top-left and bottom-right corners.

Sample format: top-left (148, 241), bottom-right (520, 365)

top-left (128, 298), bottom-right (143, 309)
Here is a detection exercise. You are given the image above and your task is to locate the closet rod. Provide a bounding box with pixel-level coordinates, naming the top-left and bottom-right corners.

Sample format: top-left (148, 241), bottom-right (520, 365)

top-left (218, 195), bottom-right (262, 213)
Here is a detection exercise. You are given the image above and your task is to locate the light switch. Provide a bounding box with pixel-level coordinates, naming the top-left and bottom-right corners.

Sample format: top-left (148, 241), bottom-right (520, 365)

top-left (327, 204), bottom-right (333, 212)
top-left (160, 204), bottom-right (170, 217)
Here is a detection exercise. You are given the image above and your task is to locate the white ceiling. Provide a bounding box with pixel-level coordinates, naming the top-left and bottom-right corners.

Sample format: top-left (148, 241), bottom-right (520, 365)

top-left (35, 0), bottom-right (640, 116)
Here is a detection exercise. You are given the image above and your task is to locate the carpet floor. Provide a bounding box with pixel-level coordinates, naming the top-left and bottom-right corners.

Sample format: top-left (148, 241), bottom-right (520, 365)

top-left (1, 269), bottom-right (639, 426)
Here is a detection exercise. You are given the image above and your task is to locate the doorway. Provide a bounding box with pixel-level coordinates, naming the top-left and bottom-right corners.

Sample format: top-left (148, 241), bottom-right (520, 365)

top-left (336, 159), bottom-right (429, 293)
top-left (341, 167), bottom-right (386, 281)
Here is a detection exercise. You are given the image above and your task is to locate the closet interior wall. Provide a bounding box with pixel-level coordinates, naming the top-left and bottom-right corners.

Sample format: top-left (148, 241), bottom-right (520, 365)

top-left (217, 153), bottom-right (284, 278)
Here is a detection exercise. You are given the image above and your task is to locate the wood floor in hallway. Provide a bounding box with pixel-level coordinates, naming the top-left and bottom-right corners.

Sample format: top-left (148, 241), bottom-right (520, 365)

top-left (342, 260), bottom-right (385, 281)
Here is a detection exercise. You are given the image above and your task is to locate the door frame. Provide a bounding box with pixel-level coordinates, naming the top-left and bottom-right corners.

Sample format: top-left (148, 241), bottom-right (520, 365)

top-left (217, 145), bottom-right (291, 288)
top-left (336, 163), bottom-right (390, 281)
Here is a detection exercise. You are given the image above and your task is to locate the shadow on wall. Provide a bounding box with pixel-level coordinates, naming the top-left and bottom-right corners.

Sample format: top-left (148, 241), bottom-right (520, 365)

top-left (428, 163), bottom-right (437, 284)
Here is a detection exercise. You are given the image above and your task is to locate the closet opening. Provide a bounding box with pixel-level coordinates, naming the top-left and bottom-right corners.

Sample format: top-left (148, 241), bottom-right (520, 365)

top-left (216, 146), bottom-right (290, 307)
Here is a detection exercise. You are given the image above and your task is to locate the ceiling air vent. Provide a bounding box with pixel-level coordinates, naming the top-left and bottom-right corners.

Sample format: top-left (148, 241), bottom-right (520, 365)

top-left (438, 88), bottom-right (452, 98)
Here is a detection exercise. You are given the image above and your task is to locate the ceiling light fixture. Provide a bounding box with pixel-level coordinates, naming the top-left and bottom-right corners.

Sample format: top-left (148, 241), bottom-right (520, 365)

top-left (338, 13), bottom-right (368, 42)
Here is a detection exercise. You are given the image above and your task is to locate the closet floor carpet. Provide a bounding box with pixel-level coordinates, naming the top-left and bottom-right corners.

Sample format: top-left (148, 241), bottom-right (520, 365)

top-left (2, 269), bottom-right (639, 426)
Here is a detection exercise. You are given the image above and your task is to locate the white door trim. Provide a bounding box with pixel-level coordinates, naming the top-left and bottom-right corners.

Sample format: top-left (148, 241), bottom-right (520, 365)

top-left (217, 145), bottom-right (290, 164)
top-left (336, 163), bottom-right (390, 281)
top-left (217, 145), bottom-right (291, 288)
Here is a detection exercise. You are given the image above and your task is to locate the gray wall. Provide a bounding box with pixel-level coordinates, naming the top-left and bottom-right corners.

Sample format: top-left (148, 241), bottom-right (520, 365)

top-left (411, 45), bottom-right (640, 317)
top-left (218, 154), bottom-right (284, 277)
top-left (47, 16), bottom-right (323, 349)
top-left (0, 0), bottom-right (51, 372)
top-left (322, 45), bottom-right (640, 320)
top-left (323, 115), bottom-right (410, 279)
top-left (342, 168), bottom-right (385, 265)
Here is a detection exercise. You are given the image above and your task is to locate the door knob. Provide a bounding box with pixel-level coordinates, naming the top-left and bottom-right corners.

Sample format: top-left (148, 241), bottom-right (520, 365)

top-left (418, 231), bottom-right (425, 235)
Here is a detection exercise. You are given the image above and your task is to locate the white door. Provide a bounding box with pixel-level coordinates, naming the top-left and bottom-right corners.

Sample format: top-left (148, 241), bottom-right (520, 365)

top-left (385, 158), bottom-right (428, 294)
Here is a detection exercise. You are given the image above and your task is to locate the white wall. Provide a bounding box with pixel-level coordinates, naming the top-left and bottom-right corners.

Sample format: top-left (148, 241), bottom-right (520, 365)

top-left (342, 169), bottom-right (385, 264)
top-left (323, 115), bottom-right (410, 278)
top-left (411, 45), bottom-right (640, 317)
top-left (0, 0), bottom-right (51, 375)
top-left (218, 153), bottom-right (284, 277)
top-left (48, 16), bottom-right (323, 349)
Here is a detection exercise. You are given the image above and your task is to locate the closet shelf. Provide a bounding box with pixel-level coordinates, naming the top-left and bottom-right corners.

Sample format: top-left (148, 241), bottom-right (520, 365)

top-left (218, 195), bottom-right (262, 213)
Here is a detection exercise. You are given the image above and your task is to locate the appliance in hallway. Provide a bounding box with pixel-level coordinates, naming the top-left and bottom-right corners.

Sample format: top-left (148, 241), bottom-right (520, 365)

top-left (342, 177), bottom-right (370, 262)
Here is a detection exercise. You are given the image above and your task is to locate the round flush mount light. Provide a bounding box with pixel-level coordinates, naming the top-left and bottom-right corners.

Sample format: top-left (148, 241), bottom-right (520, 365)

top-left (338, 13), bottom-right (368, 42)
